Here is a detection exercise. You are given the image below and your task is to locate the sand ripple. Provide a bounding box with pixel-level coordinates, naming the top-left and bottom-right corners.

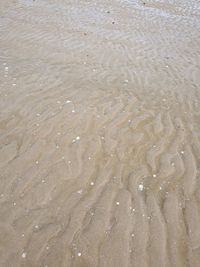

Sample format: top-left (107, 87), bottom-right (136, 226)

top-left (0, 0), bottom-right (200, 266)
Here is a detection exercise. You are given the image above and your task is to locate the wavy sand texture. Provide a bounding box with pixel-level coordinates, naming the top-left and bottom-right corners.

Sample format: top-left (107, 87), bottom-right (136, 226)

top-left (0, 0), bottom-right (200, 266)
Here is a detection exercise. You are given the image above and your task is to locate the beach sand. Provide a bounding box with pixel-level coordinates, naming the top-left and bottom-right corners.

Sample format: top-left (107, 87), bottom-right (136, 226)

top-left (0, 0), bottom-right (200, 266)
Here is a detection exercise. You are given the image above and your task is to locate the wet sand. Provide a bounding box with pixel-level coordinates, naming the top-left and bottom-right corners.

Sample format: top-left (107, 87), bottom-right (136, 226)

top-left (0, 0), bottom-right (200, 266)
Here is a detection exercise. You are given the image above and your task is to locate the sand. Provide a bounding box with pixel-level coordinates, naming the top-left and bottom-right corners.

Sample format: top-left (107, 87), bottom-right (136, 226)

top-left (0, 0), bottom-right (200, 266)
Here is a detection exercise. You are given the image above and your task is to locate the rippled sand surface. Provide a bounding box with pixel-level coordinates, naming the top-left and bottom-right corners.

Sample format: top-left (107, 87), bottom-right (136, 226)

top-left (0, 0), bottom-right (200, 266)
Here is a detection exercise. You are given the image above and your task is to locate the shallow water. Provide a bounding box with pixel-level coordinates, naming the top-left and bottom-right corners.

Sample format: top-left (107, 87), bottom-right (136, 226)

top-left (0, 0), bottom-right (200, 266)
